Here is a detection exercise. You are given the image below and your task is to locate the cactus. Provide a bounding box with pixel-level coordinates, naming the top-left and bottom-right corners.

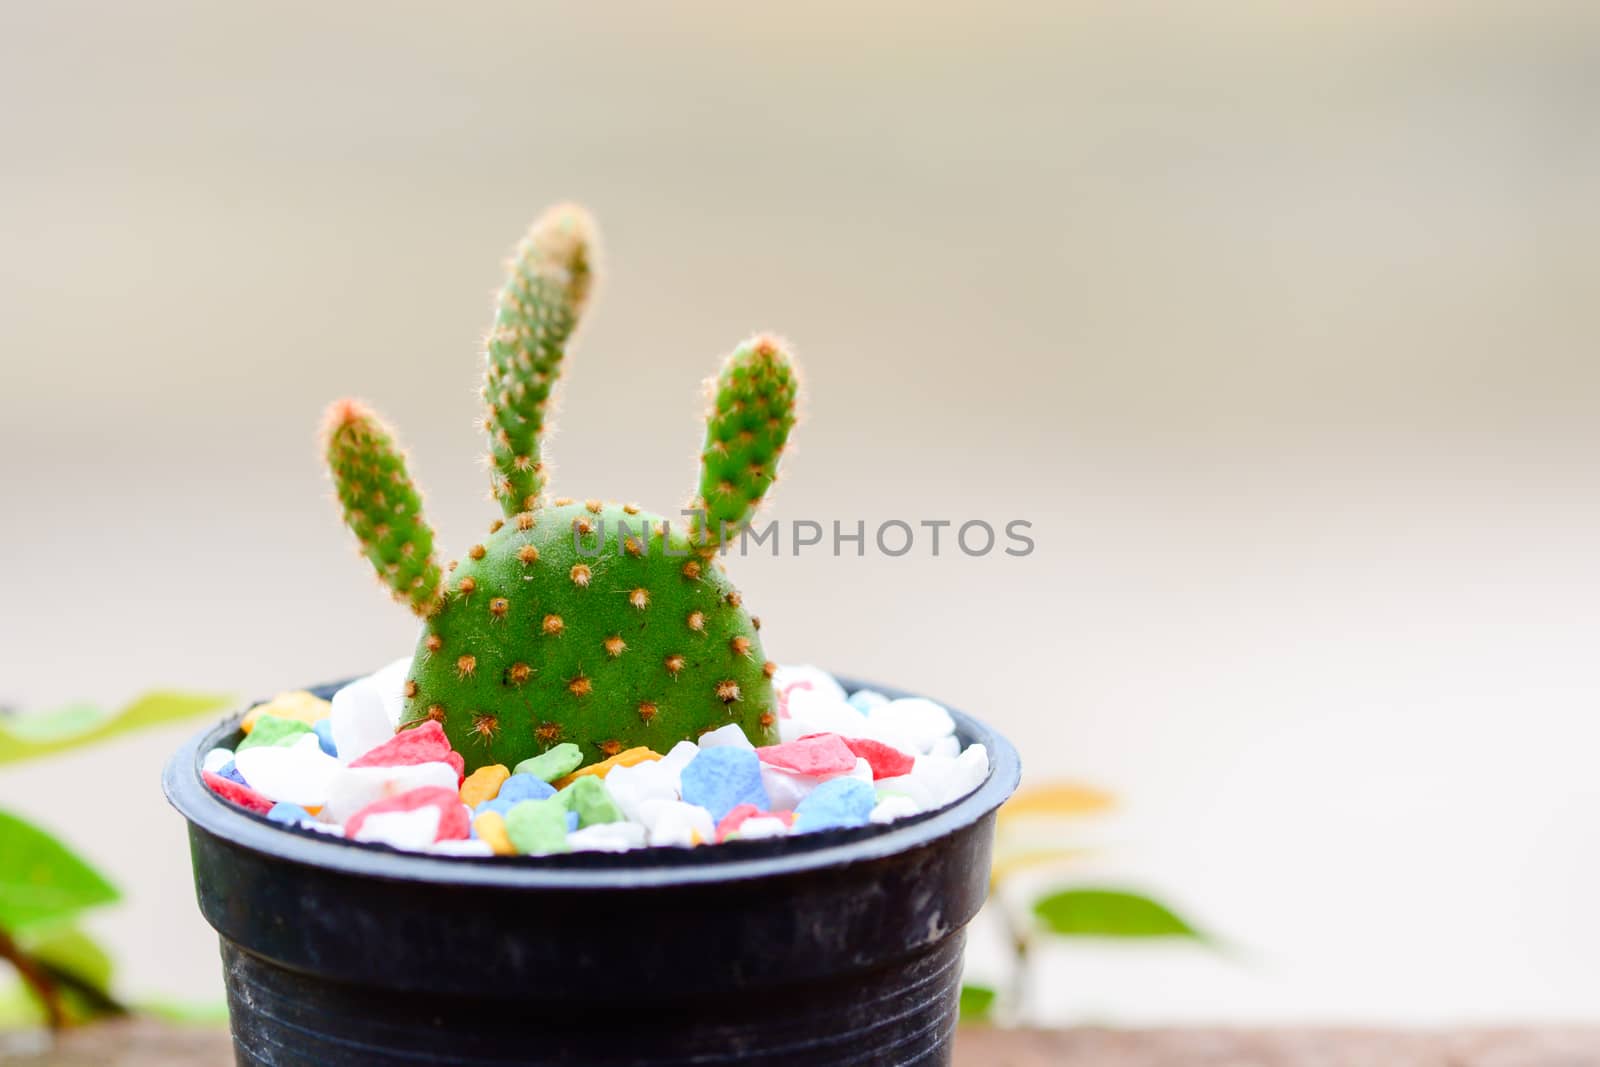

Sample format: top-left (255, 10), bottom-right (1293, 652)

top-left (323, 204), bottom-right (798, 771)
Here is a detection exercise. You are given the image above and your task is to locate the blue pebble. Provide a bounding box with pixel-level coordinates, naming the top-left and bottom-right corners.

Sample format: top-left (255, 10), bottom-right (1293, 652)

top-left (267, 802), bottom-right (313, 826)
top-left (679, 746), bottom-right (769, 823)
top-left (499, 774), bottom-right (557, 804)
top-left (566, 811), bottom-right (579, 832)
top-left (218, 761), bottom-right (249, 787)
top-left (312, 719), bottom-right (338, 757)
top-left (474, 796), bottom-right (516, 818)
top-left (792, 777), bottom-right (876, 834)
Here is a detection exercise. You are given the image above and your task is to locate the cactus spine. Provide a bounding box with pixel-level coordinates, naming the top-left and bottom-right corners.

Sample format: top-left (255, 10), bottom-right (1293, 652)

top-left (323, 205), bottom-right (798, 772)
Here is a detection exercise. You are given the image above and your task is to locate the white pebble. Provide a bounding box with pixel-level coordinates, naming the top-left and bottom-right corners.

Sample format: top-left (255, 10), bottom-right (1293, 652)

top-left (654, 740), bottom-right (699, 790)
top-left (873, 775), bottom-right (938, 811)
top-left (906, 742), bottom-right (989, 807)
top-left (329, 677), bottom-right (392, 764)
top-left (568, 822), bottom-right (648, 852)
top-left (352, 807), bottom-right (440, 850)
top-left (870, 794), bottom-right (922, 824)
top-left (603, 760), bottom-right (679, 822)
top-left (944, 743), bottom-right (988, 804)
top-left (232, 734), bottom-right (340, 807)
top-left (322, 761), bottom-right (459, 824)
top-left (698, 724), bottom-right (754, 750)
top-left (759, 764), bottom-right (822, 812)
top-left (730, 816), bottom-right (790, 840)
top-left (429, 839), bottom-right (494, 857)
top-left (785, 686), bottom-right (862, 731)
top-left (929, 735), bottom-right (961, 759)
top-left (201, 747), bottom-right (234, 774)
top-left (776, 718), bottom-right (811, 744)
top-left (641, 800), bottom-right (715, 847)
top-left (772, 664), bottom-right (847, 703)
top-left (867, 698), bottom-right (956, 755)
top-left (369, 657), bottom-right (412, 729)
top-left (847, 689), bottom-right (891, 712)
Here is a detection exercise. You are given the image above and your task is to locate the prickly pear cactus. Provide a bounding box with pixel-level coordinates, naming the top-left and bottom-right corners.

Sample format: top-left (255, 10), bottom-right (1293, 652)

top-left (323, 204), bottom-right (799, 771)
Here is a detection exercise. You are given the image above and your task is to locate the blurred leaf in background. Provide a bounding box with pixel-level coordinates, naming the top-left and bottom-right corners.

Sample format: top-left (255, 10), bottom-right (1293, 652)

top-left (1033, 888), bottom-right (1206, 940)
top-left (963, 780), bottom-right (1208, 1025)
top-left (0, 690), bottom-right (232, 1033)
top-left (958, 983), bottom-right (998, 1024)
top-left (0, 813), bottom-right (119, 933)
top-left (0, 691), bottom-right (232, 766)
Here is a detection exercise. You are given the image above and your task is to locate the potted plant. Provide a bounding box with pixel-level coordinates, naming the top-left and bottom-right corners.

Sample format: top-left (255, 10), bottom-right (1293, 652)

top-left (164, 203), bottom-right (1020, 1066)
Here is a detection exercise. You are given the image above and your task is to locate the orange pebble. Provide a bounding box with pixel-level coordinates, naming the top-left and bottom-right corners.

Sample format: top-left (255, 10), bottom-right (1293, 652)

top-left (459, 764), bottom-right (511, 808)
top-left (472, 811), bottom-right (516, 856)
top-left (551, 747), bottom-right (661, 790)
top-left (241, 691), bottom-right (331, 734)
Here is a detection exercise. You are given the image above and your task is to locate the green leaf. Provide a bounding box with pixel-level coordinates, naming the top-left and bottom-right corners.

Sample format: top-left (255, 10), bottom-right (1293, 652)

top-left (0, 811), bottom-right (119, 932)
top-left (0, 690), bottom-right (233, 766)
top-left (0, 926), bottom-right (119, 1029)
top-left (23, 927), bottom-right (113, 994)
top-left (958, 983), bottom-right (997, 1023)
top-left (1032, 888), bottom-right (1205, 940)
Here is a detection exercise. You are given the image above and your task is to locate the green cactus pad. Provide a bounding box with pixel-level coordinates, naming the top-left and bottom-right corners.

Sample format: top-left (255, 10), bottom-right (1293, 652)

top-left (485, 204), bottom-right (595, 517)
top-left (324, 400), bottom-right (443, 617)
top-left (694, 336), bottom-right (799, 551)
top-left (398, 502), bottom-right (778, 770)
top-left (324, 203), bottom-right (798, 772)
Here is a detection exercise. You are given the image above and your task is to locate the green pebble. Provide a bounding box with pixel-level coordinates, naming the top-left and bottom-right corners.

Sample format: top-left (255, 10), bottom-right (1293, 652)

top-left (513, 742), bottom-right (583, 782)
top-left (236, 715), bottom-right (313, 752)
top-left (504, 798), bottom-right (570, 855)
top-left (557, 775), bottom-right (623, 828)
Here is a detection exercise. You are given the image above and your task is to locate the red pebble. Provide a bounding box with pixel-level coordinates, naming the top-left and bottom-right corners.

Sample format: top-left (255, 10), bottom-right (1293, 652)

top-left (756, 733), bottom-right (858, 777)
top-left (837, 736), bottom-right (914, 779)
top-left (349, 721), bottom-right (466, 782)
top-left (345, 785), bottom-right (469, 842)
top-left (203, 770), bottom-right (275, 815)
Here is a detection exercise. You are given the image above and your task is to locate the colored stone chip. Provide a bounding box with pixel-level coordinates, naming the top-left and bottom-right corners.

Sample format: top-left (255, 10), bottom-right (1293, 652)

top-left (513, 742), bottom-right (584, 783)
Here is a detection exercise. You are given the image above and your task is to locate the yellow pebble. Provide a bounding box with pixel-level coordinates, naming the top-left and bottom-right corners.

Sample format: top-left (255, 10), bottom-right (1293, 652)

top-left (473, 811), bottom-right (515, 856)
top-left (460, 764), bottom-right (510, 808)
top-left (552, 747), bottom-right (661, 790)
top-left (240, 691), bottom-right (331, 734)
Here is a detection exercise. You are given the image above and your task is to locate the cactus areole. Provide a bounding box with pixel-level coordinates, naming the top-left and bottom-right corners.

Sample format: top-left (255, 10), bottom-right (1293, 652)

top-left (323, 204), bottom-right (799, 772)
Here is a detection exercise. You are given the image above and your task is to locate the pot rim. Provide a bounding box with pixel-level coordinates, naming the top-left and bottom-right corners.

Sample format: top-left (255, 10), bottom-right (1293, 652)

top-left (163, 673), bottom-right (1020, 890)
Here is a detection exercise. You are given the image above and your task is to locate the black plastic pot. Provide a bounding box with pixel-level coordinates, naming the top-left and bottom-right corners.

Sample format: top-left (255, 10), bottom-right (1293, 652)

top-left (164, 676), bottom-right (1020, 1066)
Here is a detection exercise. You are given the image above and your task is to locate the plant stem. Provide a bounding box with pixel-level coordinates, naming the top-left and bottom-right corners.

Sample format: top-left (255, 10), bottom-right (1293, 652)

top-left (0, 927), bottom-right (65, 1030)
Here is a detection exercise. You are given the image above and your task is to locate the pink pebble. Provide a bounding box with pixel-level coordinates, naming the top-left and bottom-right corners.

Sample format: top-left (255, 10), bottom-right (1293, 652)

top-left (349, 721), bottom-right (466, 782)
top-left (836, 736), bottom-right (914, 779)
top-left (776, 679), bottom-right (813, 720)
top-left (715, 803), bottom-right (762, 842)
top-left (716, 804), bottom-right (795, 841)
top-left (345, 785), bottom-right (469, 842)
top-left (203, 770), bottom-right (275, 815)
top-left (756, 733), bottom-right (857, 777)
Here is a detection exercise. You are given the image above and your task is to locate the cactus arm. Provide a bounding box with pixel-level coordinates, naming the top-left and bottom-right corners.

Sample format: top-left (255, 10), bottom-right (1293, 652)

top-left (692, 335), bottom-right (799, 552)
top-left (484, 203), bottom-right (597, 517)
top-left (324, 399), bottom-right (443, 617)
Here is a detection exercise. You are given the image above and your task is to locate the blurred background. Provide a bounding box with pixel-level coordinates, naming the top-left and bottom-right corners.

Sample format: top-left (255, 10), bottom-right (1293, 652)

top-left (2, 0), bottom-right (1597, 1027)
